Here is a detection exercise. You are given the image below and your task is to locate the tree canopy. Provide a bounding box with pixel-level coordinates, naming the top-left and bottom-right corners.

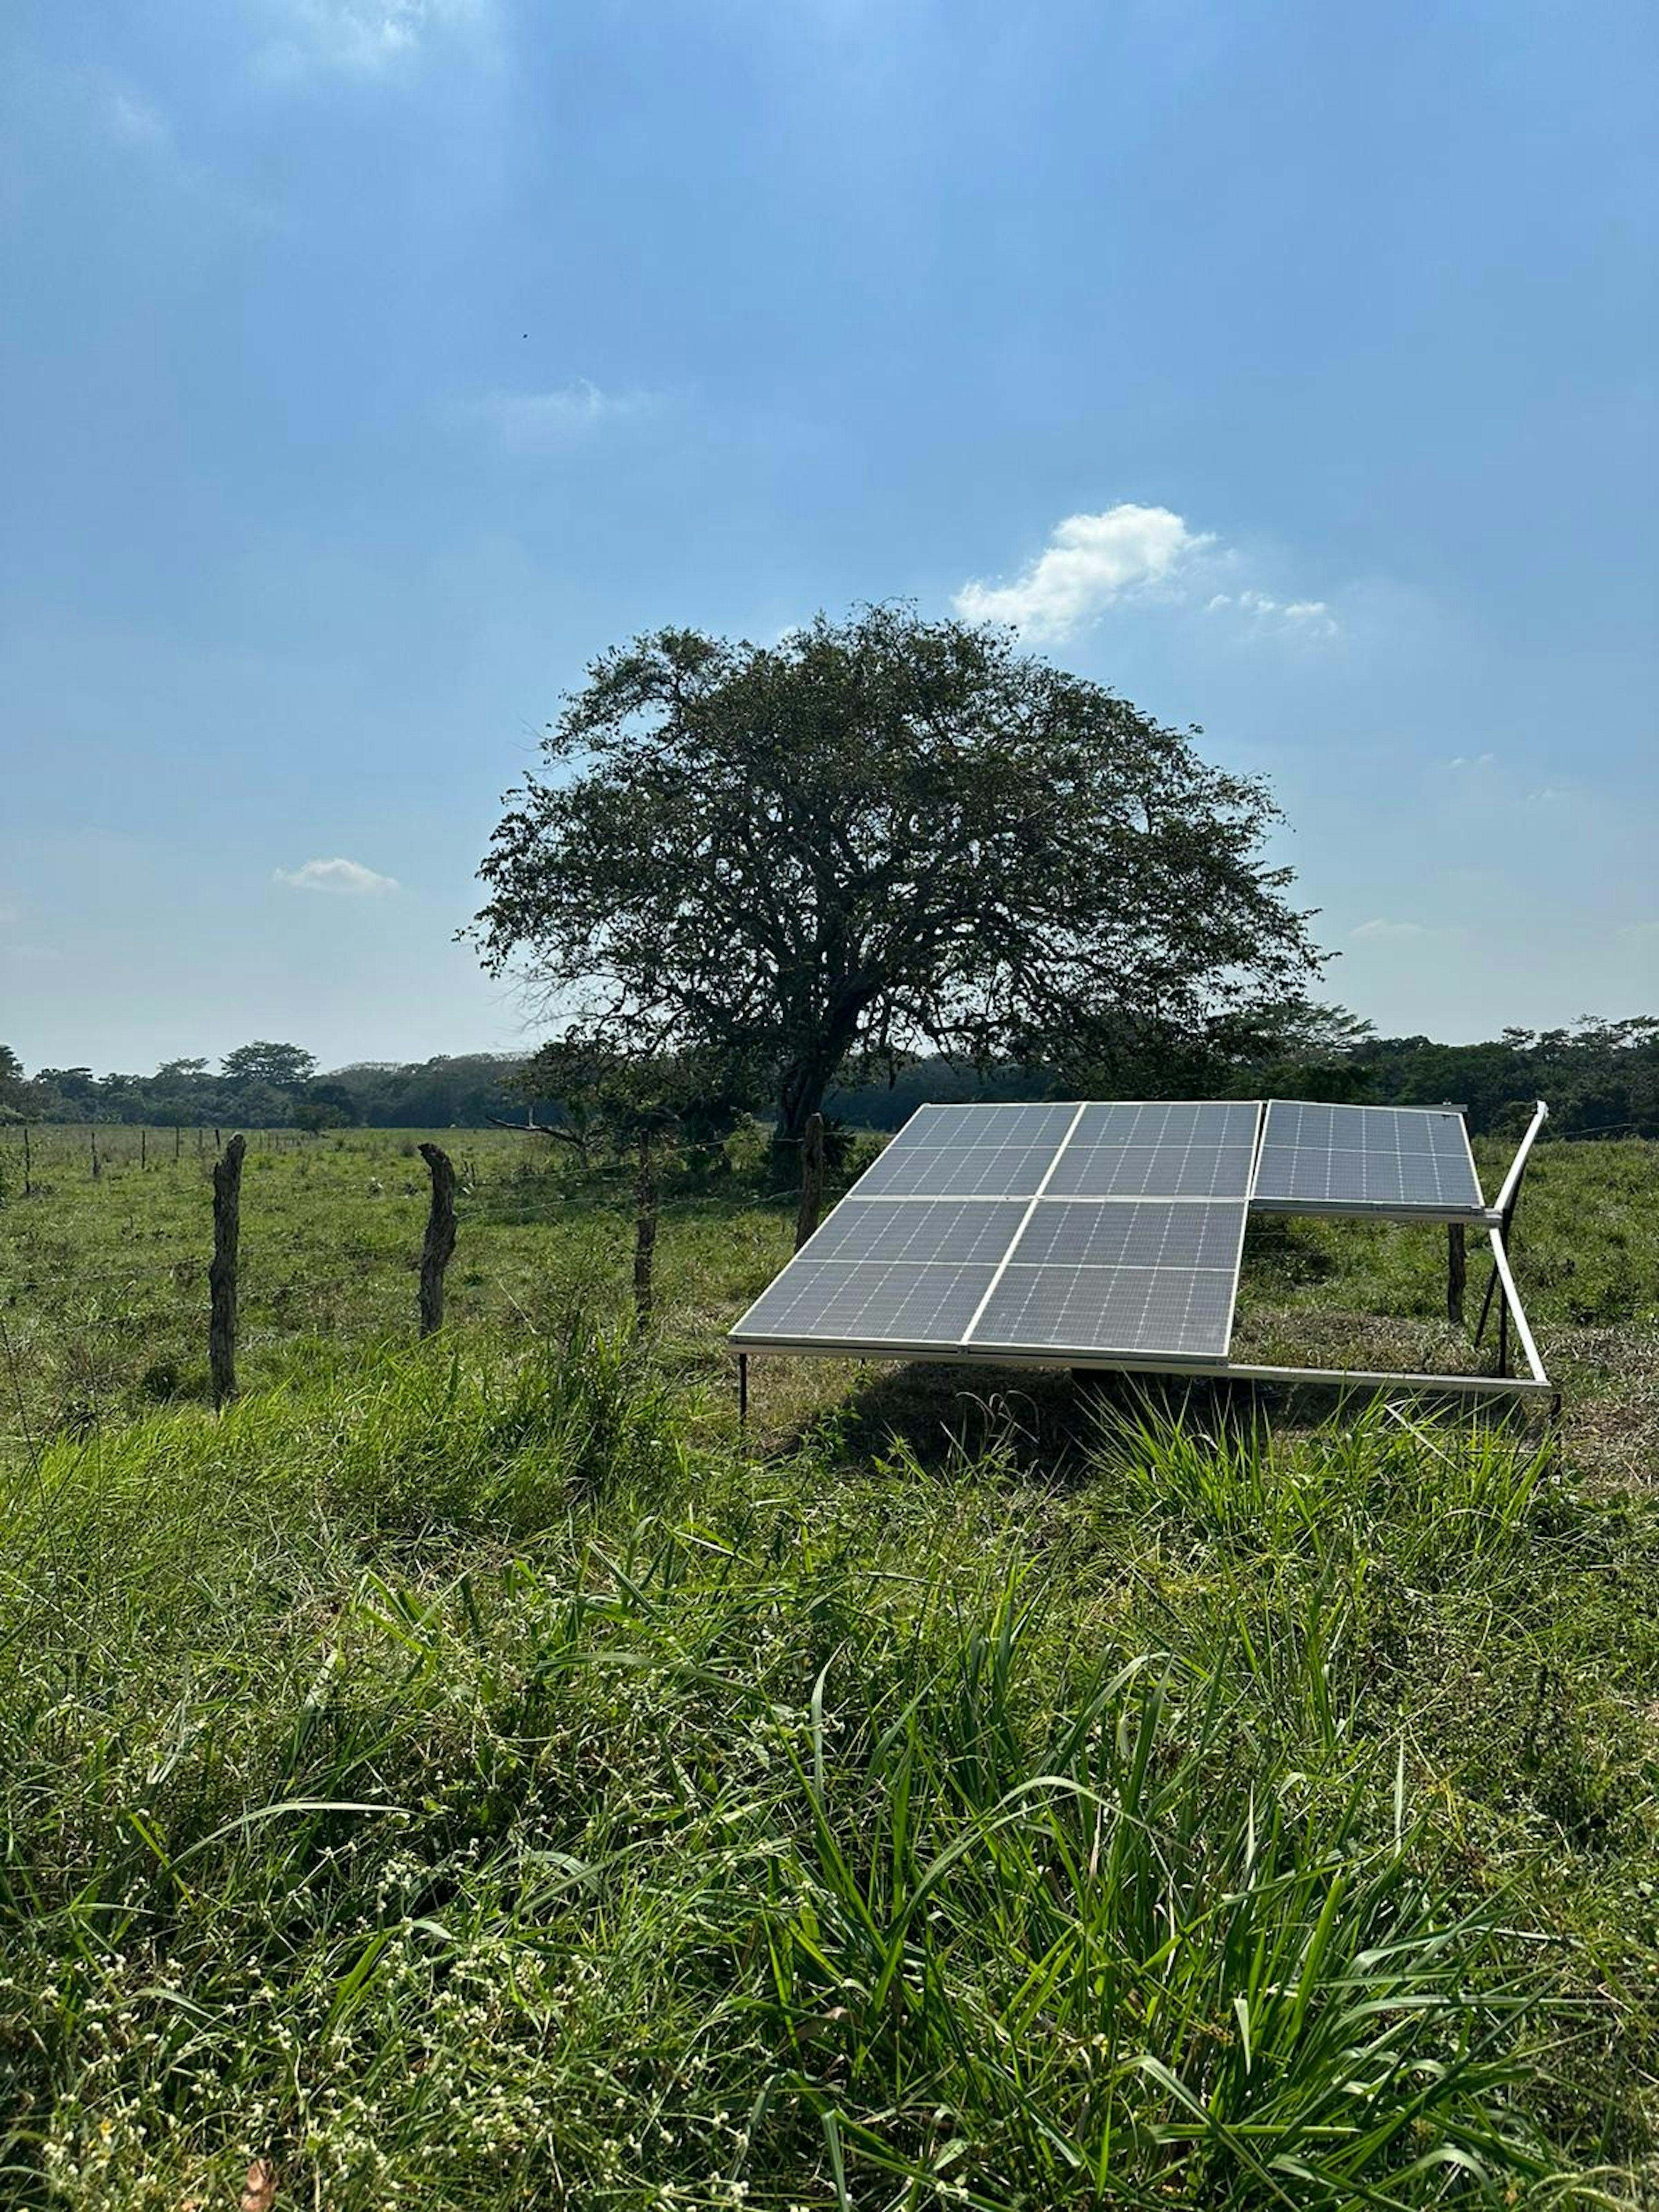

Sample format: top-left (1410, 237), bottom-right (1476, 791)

top-left (472, 605), bottom-right (1327, 1135)
top-left (221, 1042), bottom-right (318, 1088)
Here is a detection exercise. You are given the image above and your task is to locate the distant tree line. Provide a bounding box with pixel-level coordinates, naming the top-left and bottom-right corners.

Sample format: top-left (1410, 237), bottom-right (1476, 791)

top-left (1, 1017), bottom-right (1653, 1143)
top-left (824, 1013), bottom-right (1658, 1141)
top-left (0, 1044), bottom-right (537, 1134)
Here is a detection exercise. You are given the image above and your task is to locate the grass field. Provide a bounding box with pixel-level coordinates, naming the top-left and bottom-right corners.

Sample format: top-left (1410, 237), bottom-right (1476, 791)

top-left (1, 1123), bottom-right (1656, 2207)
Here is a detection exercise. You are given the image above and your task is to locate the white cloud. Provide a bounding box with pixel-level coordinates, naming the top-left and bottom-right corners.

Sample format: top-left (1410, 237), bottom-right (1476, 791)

top-left (1351, 918), bottom-right (1430, 941)
top-left (1447, 751), bottom-right (1497, 769)
top-left (956, 505), bottom-right (1341, 645)
top-left (274, 857), bottom-right (398, 895)
top-left (1528, 786), bottom-right (1569, 804)
top-left (452, 381), bottom-right (661, 453)
top-left (259, 0), bottom-right (488, 79)
top-left (1205, 588), bottom-right (1338, 639)
top-left (954, 505), bottom-right (1211, 641)
top-left (1617, 920), bottom-right (1659, 941)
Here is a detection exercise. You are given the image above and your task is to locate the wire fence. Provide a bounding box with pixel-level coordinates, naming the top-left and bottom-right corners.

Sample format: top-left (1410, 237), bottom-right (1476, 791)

top-left (0, 1122), bottom-right (814, 1445)
top-left (1, 1112), bottom-right (1651, 1430)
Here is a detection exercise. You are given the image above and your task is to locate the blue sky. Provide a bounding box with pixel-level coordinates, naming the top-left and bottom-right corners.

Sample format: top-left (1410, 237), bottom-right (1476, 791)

top-left (1, 0), bottom-right (1654, 1074)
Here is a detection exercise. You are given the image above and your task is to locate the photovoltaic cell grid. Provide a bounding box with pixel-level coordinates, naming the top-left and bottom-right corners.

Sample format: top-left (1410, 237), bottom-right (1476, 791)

top-left (1048, 1100), bottom-right (1260, 1200)
top-left (971, 1198), bottom-right (1247, 1359)
top-left (972, 1247), bottom-right (1240, 1360)
top-left (851, 1102), bottom-right (1079, 1199)
top-left (1250, 1101), bottom-right (1484, 1219)
top-left (735, 1259), bottom-right (1000, 1347)
top-left (730, 1103), bottom-right (1260, 1364)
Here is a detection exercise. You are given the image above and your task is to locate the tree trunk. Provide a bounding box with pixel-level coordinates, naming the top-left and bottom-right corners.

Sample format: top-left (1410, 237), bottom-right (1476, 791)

top-left (418, 1143), bottom-right (458, 1336)
top-left (776, 1063), bottom-right (827, 1145)
top-left (795, 1112), bottom-right (825, 1251)
top-left (210, 1135), bottom-right (245, 1409)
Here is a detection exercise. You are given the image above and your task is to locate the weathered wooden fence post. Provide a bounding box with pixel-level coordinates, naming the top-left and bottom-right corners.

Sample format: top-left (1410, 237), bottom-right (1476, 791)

top-left (175, 1125), bottom-right (182, 1163)
top-left (140, 1128), bottom-right (147, 1171)
top-left (209, 1134), bottom-right (246, 1409)
top-left (633, 1130), bottom-right (658, 1332)
top-left (89, 1126), bottom-right (101, 1181)
top-left (417, 1142), bottom-right (458, 1337)
top-left (1446, 1224), bottom-right (1466, 1326)
top-left (795, 1111), bottom-right (825, 1252)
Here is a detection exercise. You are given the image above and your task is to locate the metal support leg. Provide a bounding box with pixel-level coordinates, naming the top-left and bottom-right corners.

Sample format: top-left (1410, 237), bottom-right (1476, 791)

top-left (1473, 1262), bottom-right (1500, 1347)
top-left (737, 1352), bottom-right (748, 1430)
top-left (1479, 1100), bottom-right (1548, 1379)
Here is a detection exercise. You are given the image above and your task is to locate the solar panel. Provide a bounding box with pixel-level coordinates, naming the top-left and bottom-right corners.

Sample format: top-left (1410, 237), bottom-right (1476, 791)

top-left (854, 1141), bottom-right (1062, 1199)
top-left (1009, 1198), bottom-right (1246, 1271)
top-left (1046, 1141), bottom-right (1258, 1199)
top-left (733, 1259), bottom-right (1001, 1346)
top-left (802, 1198), bottom-right (1030, 1267)
top-left (1070, 1101), bottom-right (1259, 1148)
top-left (969, 1257), bottom-right (1239, 1360)
top-left (1040, 1100), bottom-right (1257, 1200)
top-left (965, 1197), bottom-right (1246, 1361)
top-left (887, 1102), bottom-right (1081, 1149)
top-left (1250, 1101), bottom-right (1484, 1219)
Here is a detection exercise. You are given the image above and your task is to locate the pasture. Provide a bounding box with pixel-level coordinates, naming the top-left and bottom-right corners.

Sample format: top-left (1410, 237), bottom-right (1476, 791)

top-left (1, 1123), bottom-right (1656, 2207)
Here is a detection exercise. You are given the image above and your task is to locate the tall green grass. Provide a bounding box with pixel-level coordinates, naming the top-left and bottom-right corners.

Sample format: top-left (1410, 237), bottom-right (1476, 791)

top-left (3, 1338), bottom-right (1653, 2207)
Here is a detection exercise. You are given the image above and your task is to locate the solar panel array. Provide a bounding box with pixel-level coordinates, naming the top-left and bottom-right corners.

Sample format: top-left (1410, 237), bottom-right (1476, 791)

top-left (1250, 1101), bottom-right (1484, 1219)
top-left (731, 1101), bottom-right (1258, 1365)
top-left (731, 1095), bottom-right (1492, 1371)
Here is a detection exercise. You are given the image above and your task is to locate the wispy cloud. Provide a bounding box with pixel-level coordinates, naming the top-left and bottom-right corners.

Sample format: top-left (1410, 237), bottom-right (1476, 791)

top-left (1446, 751), bottom-right (1497, 769)
top-left (104, 83), bottom-right (172, 151)
top-left (1351, 918), bottom-right (1431, 941)
top-left (954, 505), bottom-right (1210, 641)
top-left (1204, 588), bottom-right (1338, 639)
top-left (258, 0), bottom-right (489, 79)
top-left (451, 381), bottom-right (662, 453)
top-left (954, 504), bottom-right (1338, 645)
top-left (274, 857), bottom-right (398, 895)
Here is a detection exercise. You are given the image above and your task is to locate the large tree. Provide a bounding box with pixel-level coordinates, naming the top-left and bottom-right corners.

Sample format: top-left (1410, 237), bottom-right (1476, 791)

top-left (220, 1042), bottom-right (318, 1089)
top-left (473, 606), bottom-right (1326, 1138)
